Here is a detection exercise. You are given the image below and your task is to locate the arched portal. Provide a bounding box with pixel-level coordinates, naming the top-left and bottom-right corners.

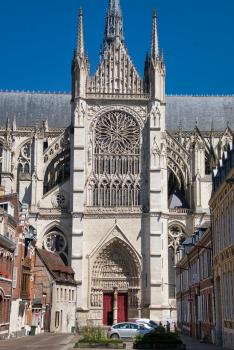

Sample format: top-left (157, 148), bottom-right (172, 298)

top-left (91, 238), bottom-right (141, 325)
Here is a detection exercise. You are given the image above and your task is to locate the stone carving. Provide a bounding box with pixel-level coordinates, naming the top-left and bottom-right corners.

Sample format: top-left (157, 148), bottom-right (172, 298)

top-left (44, 128), bottom-right (70, 167)
top-left (52, 191), bottom-right (69, 208)
top-left (91, 289), bottom-right (103, 307)
top-left (43, 231), bottom-right (67, 254)
top-left (91, 238), bottom-right (141, 301)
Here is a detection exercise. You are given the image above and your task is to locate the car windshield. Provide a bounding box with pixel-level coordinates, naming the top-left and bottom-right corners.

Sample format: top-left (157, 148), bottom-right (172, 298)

top-left (149, 320), bottom-right (157, 326)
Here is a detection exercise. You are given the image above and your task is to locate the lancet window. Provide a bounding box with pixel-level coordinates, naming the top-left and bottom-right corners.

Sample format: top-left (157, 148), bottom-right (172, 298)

top-left (90, 110), bottom-right (141, 207)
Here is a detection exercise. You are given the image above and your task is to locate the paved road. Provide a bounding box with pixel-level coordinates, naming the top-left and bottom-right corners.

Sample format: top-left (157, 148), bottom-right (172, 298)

top-left (180, 334), bottom-right (229, 350)
top-left (0, 332), bottom-right (230, 350)
top-left (0, 333), bottom-right (78, 350)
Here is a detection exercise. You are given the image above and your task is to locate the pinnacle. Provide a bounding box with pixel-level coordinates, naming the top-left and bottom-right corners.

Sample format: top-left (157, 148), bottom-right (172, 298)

top-left (153, 8), bottom-right (157, 18)
top-left (79, 6), bottom-right (83, 16)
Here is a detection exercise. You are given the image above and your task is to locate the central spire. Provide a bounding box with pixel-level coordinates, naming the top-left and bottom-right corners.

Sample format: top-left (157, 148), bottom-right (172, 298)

top-left (103, 0), bottom-right (124, 50)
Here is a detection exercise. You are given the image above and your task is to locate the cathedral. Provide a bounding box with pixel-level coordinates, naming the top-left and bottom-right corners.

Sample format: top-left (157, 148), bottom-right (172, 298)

top-left (0, 0), bottom-right (233, 325)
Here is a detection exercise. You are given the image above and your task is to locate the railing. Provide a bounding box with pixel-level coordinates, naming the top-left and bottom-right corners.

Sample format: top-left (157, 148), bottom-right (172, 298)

top-left (169, 209), bottom-right (194, 214)
top-left (86, 93), bottom-right (149, 100)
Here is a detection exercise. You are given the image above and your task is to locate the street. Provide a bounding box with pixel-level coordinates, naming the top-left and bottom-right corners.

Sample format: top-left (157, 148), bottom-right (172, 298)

top-left (0, 332), bottom-right (231, 350)
top-left (0, 333), bottom-right (77, 350)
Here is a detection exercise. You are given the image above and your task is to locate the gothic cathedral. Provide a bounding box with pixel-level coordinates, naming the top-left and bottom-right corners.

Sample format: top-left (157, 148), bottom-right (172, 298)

top-left (0, 0), bottom-right (233, 325)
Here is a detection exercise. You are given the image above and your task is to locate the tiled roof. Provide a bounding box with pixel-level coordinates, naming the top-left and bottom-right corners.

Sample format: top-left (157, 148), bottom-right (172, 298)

top-left (0, 91), bottom-right (234, 131)
top-left (199, 221), bottom-right (211, 229)
top-left (36, 247), bottom-right (75, 282)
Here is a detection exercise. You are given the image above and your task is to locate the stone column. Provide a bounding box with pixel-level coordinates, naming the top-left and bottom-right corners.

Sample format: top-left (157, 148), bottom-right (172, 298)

top-left (113, 287), bottom-right (118, 324)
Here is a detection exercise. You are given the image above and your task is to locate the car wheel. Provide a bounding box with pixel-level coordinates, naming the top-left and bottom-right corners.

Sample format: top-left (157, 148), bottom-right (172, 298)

top-left (111, 333), bottom-right (119, 339)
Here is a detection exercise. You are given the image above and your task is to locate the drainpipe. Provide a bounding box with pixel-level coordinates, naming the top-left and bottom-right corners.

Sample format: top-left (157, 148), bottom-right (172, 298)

top-left (210, 213), bottom-right (216, 344)
top-left (8, 245), bottom-right (16, 339)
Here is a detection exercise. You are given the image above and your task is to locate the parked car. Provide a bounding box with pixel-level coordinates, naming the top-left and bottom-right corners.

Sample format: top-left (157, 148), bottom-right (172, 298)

top-left (135, 318), bottom-right (162, 329)
top-left (107, 322), bottom-right (152, 339)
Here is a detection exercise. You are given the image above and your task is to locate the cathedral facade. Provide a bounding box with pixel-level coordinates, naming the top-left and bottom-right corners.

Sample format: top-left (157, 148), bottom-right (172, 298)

top-left (0, 0), bottom-right (233, 325)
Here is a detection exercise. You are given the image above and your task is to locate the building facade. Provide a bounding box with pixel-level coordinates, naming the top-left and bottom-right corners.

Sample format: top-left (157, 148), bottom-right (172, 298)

top-left (33, 248), bottom-right (77, 333)
top-left (210, 135), bottom-right (234, 349)
top-left (0, 207), bottom-right (16, 340)
top-left (0, 0), bottom-right (233, 326)
top-left (175, 223), bottom-right (215, 342)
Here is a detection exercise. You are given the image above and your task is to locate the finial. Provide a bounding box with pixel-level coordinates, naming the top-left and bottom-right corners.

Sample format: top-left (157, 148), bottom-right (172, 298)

top-left (99, 44), bottom-right (102, 63)
top-left (77, 6), bottom-right (85, 58)
top-left (211, 121), bottom-right (214, 133)
top-left (151, 8), bottom-right (159, 62)
top-left (161, 48), bottom-right (164, 62)
top-left (179, 120), bottom-right (182, 131)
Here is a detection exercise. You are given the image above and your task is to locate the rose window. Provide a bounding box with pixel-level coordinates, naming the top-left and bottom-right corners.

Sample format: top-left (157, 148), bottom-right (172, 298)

top-left (95, 111), bottom-right (140, 155)
top-left (44, 232), bottom-right (66, 253)
top-left (90, 110), bottom-right (141, 207)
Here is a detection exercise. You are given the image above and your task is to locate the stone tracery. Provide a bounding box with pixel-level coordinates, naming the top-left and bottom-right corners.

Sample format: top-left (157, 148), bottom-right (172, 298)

top-left (88, 110), bottom-right (142, 207)
top-left (91, 237), bottom-right (140, 308)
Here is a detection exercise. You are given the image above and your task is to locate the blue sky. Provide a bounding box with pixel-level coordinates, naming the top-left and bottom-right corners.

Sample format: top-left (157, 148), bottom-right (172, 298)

top-left (0, 0), bottom-right (233, 95)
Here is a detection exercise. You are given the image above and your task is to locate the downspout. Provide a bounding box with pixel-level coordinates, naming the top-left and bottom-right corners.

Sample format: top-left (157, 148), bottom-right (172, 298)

top-left (8, 245), bottom-right (16, 339)
top-left (19, 227), bottom-right (23, 298)
top-left (210, 215), bottom-right (216, 343)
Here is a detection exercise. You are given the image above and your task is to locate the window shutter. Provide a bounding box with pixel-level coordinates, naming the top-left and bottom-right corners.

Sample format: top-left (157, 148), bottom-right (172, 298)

top-left (13, 267), bottom-right (17, 288)
top-left (204, 252), bottom-right (207, 279)
top-left (201, 256), bottom-right (203, 280)
top-left (15, 237), bottom-right (19, 256)
top-left (197, 259), bottom-right (200, 282)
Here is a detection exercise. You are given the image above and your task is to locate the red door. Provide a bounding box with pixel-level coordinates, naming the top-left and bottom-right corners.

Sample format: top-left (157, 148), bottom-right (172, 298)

top-left (117, 293), bottom-right (128, 323)
top-left (103, 293), bottom-right (113, 326)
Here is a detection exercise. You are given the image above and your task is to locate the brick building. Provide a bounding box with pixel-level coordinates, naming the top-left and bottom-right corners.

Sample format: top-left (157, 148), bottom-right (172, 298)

top-left (175, 222), bottom-right (215, 342)
top-left (0, 207), bottom-right (16, 339)
top-left (210, 135), bottom-right (234, 348)
top-left (0, 194), bottom-right (37, 337)
top-left (33, 248), bottom-right (78, 333)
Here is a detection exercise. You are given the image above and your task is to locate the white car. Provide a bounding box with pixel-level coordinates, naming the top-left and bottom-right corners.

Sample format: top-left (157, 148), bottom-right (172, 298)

top-left (107, 322), bottom-right (152, 339)
top-left (135, 318), bottom-right (161, 329)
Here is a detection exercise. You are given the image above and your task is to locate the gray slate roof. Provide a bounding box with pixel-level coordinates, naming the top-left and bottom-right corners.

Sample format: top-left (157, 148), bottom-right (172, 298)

top-left (0, 91), bottom-right (233, 131)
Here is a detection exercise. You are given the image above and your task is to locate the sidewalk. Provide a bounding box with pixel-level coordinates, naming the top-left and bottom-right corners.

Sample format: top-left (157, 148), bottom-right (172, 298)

top-left (180, 334), bottom-right (229, 350)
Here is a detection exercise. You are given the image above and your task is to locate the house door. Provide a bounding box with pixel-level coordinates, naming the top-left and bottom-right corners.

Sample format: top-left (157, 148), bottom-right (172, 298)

top-left (117, 293), bottom-right (128, 323)
top-left (103, 293), bottom-right (113, 326)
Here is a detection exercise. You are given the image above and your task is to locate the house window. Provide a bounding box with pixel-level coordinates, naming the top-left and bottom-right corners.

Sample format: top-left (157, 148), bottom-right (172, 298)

top-left (61, 288), bottom-right (63, 301)
top-left (69, 289), bottom-right (71, 302)
top-left (57, 288), bottom-right (59, 301)
top-left (224, 273), bottom-right (228, 319)
top-left (226, 208), bottom-right (229, 247)
top-left (64, 289), bottom-right (66, 301)
top-left (55, 311), bottom-right (59, 327)
top-left (229, 271), bottom-right (233, 319)
top-left (221, 213), bottom-right (224, 250)
top-left (72, 290), bottom-right (74, 301)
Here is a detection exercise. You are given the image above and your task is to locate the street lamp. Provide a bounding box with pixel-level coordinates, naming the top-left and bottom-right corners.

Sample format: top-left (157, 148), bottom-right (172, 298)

top-left (225, 178), bottom-right (234, 184)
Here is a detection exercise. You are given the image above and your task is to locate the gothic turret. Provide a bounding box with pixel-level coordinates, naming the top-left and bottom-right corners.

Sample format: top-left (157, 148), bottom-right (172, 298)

top-left (77, 6), bottom-right (85, 59)
top-left (71, 6), bottom-right (89, 99)
top-left (151, 8), bottom-right (159, 63)
top-left (145, 8), bottom-right (166, 101)
top-left (103, 0), bottom-right (124, 51)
